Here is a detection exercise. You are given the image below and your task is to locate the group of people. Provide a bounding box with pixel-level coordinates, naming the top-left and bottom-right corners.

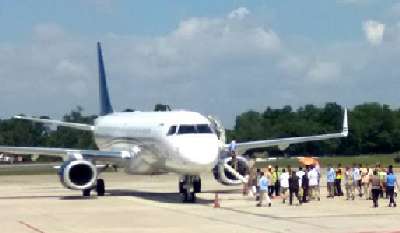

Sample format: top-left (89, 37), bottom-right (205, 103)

top-left (248, 163), bottom-right (398, 208)
top-left (250, 164), bottom-right (321, 207)
top-left (326, 163), bottom-right (398, 208)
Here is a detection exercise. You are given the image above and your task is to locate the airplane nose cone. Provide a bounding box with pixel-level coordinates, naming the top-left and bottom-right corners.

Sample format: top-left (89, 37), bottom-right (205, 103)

top-left (175, 135), bottom-right (219, 165)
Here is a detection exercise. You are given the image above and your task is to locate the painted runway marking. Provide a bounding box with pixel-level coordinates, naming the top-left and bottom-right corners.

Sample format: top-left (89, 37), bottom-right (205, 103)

top-left (18, 221), bottom-right (46, 233)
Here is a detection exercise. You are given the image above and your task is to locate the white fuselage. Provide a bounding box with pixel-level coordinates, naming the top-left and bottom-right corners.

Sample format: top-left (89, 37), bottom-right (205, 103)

top-left (93, 111), bottom-right (222, 175)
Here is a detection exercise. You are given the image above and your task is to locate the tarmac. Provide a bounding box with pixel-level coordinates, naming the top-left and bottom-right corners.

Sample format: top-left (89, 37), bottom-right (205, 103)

top-left (0, 171), bottom-right (400, 233)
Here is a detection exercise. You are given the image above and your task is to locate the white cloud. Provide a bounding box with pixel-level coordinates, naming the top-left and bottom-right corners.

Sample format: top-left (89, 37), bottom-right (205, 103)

top-left (32, 23), bottom-right (66, 42)
top-left (2, 9), bottom-right (400, 127)
top-left (363, 20), bottom-right (385, 45)
top-left (306, 61), bottom-right (342, 82)
top-left (228, 7), bottom-right (250, 20)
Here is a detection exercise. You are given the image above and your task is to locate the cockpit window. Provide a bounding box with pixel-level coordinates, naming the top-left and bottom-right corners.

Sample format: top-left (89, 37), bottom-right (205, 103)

top-left (173, 124), bottom-right (213, 135)
top-left (178, 125), bottom-right (196, 134)
top-left (196, 124), bottom-right (213, 133)
top-left (167, 125), bottom-right (177, 135)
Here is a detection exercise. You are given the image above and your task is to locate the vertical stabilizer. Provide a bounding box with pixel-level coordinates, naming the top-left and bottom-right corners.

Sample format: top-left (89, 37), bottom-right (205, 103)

top-left (97, 42), bottom-right (114, 116)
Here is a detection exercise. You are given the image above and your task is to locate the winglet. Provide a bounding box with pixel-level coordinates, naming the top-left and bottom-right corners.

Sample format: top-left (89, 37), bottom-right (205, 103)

top-left (342, 108), bottom-right (348, 137)
top-left (97, 42), bottom-right (114, 116)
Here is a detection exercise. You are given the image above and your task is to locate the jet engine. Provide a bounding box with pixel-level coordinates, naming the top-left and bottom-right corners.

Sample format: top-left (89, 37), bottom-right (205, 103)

top-left (58, 160), bottom-right (98, 190)
top-left (212, 156), bottom-right (249, 186)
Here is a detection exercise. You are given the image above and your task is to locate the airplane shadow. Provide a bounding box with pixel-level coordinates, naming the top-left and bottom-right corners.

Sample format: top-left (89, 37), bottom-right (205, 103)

top-left (106, 189), bottom-right (214, 204)
top-left (0, 189), bottom-right (235, 204)
top-left (0, 195), bottom-right (97, 200)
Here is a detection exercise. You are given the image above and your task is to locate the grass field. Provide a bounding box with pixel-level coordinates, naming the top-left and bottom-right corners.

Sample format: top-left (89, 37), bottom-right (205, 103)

top-left (0, 163), bottom-right (119, 175)
top-left (256, 154), bottom-right (400, 168)
top-left (1, 154), bottom-right (399, 175)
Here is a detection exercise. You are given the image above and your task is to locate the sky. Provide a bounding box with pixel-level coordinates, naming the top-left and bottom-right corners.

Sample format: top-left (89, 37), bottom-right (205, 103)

top-left (0, 0), bottom-right (400, 128)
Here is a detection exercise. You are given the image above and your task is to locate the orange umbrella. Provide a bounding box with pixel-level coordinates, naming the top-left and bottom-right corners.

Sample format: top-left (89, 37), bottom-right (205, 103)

top-left (298, 157), bottom-right (319, 166)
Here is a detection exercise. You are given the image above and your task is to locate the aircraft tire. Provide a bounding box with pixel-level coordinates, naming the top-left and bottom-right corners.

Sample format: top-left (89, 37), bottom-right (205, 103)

top-left (96, 179), bottom-right (105, 196)
top-left (179, 181), bottom-right (184, 193)
top-left (83, 188), bottom-right (91, 197)
top-left (182, 192), bottom-right (196, 203)
top-left (194, 179), bottom-right (201, 193)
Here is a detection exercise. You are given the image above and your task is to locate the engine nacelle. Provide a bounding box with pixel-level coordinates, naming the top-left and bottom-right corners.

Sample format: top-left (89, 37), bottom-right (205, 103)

top-left (58, 160), bottom-right (98, 190)
top-left (212, 156), bottom-right (249, 186)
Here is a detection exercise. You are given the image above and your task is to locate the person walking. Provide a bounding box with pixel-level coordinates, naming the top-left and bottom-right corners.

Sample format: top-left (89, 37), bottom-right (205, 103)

top-left (380, 169), bottom-right (387, 198)
top-left (308, 166), bottom-right (320, 201)
top-left (255, 168), bottom-right (262, 201)
top-left (344, 166), bottom-right (355, 200)
top-left (370, 170), bottom-right (382, 208)
top-left (353, 164), bottom-right (362, 197)
top-left (361, 165), bottom-right (370, 200)
top-left (289, 171), bottom-right (302, 205)
top-left (302, 170), bottom-right (309, 203)
top-left (280, 168), bottom-right (289, 203)
top-left (326, 165), bottom-right (336, 198)
top-left (296, 167), bottom-right (305, 199)
top-left (377, 164), bottom-right (387, 198)
top-left (274, 165), bottom-right (281, 196)
top-left (257, 172), bottom-right (272, 207)
top-left (335, 164), bottom-right (344, 196)
top-left (267, 165), bottom-right (274, 197)
top-left (386, 165), bottom-right (398, 207)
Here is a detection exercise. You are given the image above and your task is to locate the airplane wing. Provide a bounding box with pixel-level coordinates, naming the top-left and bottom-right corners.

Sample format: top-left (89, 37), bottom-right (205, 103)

top-left (0, 146), bottom-right (130, 162)
top-left (227, 108), bottom-right (348, 155)
top-left (13, 115), bottom-right (94, 131)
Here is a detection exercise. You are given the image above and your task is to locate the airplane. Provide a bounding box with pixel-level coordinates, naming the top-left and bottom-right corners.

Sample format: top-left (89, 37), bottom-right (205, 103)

top-left (0, 42), bottom-right (348, 203)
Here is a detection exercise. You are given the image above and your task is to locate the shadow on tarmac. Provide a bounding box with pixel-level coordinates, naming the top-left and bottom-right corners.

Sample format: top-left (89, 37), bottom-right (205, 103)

top-left (0, 188), bottom-right (233, 204)
top-left (106, 189), bottom-right (214, 204)
top-left (0, 195), bottom-right (97, 200)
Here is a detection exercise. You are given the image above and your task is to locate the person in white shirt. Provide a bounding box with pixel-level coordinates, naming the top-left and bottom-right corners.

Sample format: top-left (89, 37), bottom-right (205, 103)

top-left (280, 168), bottom-right (290, 204)
top-left (308, 166), bottom-right (320, 201)
top-left (296, 167), bottom-right (305, 198)
top-left (353, 164), bottom-right (362, 197)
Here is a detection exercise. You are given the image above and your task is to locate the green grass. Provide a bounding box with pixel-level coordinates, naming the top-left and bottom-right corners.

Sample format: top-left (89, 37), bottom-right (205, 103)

top-left (0, 164), bottom-right (57, 175)
top-left (0, 163), bottom-right (119, 175)
top-left (1, 154), bottom-right (399, 175)
top-left (256, 154), bottom-right (400, 168)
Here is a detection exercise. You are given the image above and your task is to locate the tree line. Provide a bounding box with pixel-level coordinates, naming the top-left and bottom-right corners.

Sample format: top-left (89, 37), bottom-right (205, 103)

top-left (228, 102), bottom-right (400, 156)
top-left (0, 102), bottom-right (399, 158)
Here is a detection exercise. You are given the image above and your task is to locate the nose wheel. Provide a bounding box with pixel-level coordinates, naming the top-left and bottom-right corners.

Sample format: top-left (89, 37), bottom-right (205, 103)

top-left (179, 175), bottom-right (201, 203)
top-left (81, 179), bottom-right (105, 197)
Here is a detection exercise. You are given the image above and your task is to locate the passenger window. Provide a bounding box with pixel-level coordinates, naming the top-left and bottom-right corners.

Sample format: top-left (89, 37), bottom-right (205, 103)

top-left (167, 126), bottom-right (177, 136)
top-left (178, 125), bottom-right (196, 134)
top-left (196, 124), bottom-right (212, 133)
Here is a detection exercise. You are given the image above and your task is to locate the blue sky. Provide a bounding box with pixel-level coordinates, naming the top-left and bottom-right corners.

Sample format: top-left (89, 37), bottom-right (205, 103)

top-left (0, 1), bottom-right (392, 42)
top-left (0, 0), bottom-right (399, 127)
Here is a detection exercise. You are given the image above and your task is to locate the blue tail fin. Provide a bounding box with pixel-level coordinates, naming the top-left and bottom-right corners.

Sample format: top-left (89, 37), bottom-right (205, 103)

top-left (97, 42), bottom-right (114, 116)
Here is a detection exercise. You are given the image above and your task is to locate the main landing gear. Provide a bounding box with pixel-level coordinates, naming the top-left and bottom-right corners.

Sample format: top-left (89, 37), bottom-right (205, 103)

top-left (179, 175), bottom-right (201, 203)
top-left (82, 179), bottom-right (105, 197)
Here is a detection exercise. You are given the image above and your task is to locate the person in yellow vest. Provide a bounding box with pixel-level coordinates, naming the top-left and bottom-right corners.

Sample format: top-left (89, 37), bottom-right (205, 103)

top-left (335, 163), bottom-right (344, 196)
top-left (267, 165), bottom-right (275, 197)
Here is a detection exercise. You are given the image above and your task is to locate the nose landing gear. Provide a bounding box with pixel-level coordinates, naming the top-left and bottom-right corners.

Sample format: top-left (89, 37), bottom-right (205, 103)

top-left (81, 179), bottom-right (105, 197)
top-left (179, 175), bottom-right (201, 203)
